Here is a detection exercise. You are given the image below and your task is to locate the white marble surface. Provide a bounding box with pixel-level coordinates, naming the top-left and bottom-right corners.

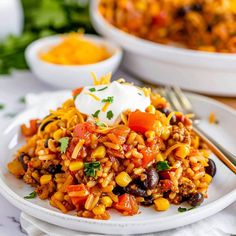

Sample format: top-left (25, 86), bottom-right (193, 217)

top-left (0, 71), bottom-right (235, 236)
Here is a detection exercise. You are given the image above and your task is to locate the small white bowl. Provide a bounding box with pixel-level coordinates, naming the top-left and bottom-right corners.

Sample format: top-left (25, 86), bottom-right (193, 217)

top-left (91, 0), bottom-right (236, 96)
top-left (25, 34), bottom-right (123, 89)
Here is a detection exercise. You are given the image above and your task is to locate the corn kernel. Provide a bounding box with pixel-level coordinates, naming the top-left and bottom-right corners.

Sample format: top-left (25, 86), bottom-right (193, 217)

top-left (91, 146), bottom-right (106, 159)
top-left (40, 175), bottom-right (52, 185)
top-left (101, 196), bottom-right (113, 207)
top-left (156, 153), bottom-right (164, 162)
top-left (175, 145), bottom-right (190, 159)
top-left (69, 161), bottom-right (84, 171)
top-left (161, 127), bottom-right (170, 140)
top-left (154, 198), bottom-right (170, 211)
top-left (32, 171), bottom-right (40, 182)
top-left (54, 191), bottom-right (64, 201)
top-left (146, 105), bottom-right (156, 114)
top-left (201, 173), bottom-right (212, 184)
top-left (92, 204), bottom-right (106, 215)
top-left (145, 131), bottom-right (155, 139)
top-left (115, 172), bottom-right (132, 187)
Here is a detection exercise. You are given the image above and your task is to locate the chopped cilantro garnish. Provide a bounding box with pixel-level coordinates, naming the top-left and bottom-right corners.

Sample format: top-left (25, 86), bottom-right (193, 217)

top-left (59, 137), bottom-right (69, 154)
top-left (95, 121), bottom-right (106, 127)
top-left (84, 161), bottom-right (101, 177)
top-left (19, 96), bottom-right (26, 104)
top-left (89, 88), bottom-right (96, 92)
top-left (106, 110), bottom-right (114, 120)
top-left (156, 161), bottom-right (170, 171)
top-left (92, 110), bottom-right (100, 118)
top-left (178, 207), bottom-right (194, 213)
top-left (102, 96), bottom-right (114, 103)
top-left (24, 191), bottom-right (37, 199)
top-left (138, 92), bottom-right (142, 96)
top-left (97, 86), bottom-right (108, 91)
top-left (0, 103), bottom-right (5, 110)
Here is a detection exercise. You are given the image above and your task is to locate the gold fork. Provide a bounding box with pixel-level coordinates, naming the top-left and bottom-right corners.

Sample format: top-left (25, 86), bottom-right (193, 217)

top-left (151, 85), bottom-right (236, 174)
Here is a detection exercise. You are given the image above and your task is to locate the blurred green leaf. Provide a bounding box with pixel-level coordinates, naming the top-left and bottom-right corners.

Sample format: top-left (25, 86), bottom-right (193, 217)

top-left (0, 0), bottom-right (94, 75)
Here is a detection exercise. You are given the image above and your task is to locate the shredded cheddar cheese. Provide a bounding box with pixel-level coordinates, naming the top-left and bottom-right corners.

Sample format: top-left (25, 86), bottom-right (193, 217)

top-left (102, 102), bottom-right (111, 112)
top-left (85, 92), bottom-right (101, 101)
top-left (40, 33), bottom-right (111, 65)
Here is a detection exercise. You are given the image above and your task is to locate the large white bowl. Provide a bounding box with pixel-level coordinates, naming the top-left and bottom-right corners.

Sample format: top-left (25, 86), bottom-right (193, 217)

top-left (91, 0), bottom-right (236, 96)
top-left (25, 34), bottom-right (122, 89)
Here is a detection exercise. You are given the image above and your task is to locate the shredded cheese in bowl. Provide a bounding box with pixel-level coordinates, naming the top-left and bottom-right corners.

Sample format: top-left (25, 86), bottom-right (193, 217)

top-left (39, 33), bottom-right (111, 65)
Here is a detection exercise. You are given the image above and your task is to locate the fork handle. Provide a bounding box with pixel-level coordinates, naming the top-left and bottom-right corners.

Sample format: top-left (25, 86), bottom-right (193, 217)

top-left (192, 125), bottom-right (236, 174)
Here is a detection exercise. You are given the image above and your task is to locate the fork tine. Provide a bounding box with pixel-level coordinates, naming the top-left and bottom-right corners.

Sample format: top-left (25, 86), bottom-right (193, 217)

top-left (172, 87), bottom-right (193, 114)
top-left (165, 87), bottom-right (184, 113)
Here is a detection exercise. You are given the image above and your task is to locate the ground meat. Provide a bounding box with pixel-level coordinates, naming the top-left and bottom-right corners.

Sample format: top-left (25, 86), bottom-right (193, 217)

top-left (168, 123), bottom-right (191, 145)
top-left (23, 169), bottom-right (37, 186)
top-left (170, 194), bottom-right (183, 205)
top-left (36, 181), bottom-right (55, 200)
top-left (178, 177), bottom-right (196, 196)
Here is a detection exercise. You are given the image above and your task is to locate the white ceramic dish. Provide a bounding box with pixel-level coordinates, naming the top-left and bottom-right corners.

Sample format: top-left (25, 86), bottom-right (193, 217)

top-left (91, 0), bottom-right (236, 97)
top-left (0, 92), bottom-right (236, 235)
top-left (25, 34), bottom-right (122, 89)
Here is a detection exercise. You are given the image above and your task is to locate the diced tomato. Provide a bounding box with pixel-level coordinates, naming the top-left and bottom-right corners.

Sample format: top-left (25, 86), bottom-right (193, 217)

top-left (72, 87), bottom-right (83, 98)
top-left (66, 184), bottom-right (89, 209)
top-left (73, 122), bottom-right (95, 144)
top-left (109, 125), bottom-right (130, 145)
top-left (159, 168), bottom-right (176, 180)
top-left (140, 148), bottom-right (156, 168)
top-left (152, 11), bottom-right (168, 27)
top-left (160, 179), bottom-right (173, 191)
top-left (21, 119), bottom-right (38, 137)
top-left (128, 111), bottom-right (156, 134)
top-left (114, 193), bottom-right (139, 215)
top-left (132, 158), bottom-right (143, 168)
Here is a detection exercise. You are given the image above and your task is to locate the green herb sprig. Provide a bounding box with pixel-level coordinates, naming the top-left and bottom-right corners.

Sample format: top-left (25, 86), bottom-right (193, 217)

top-left (24, 191), bottom-right (37, 199)
top-left (178, 207), bottom-right (195, 213)
top-left (59, 137), bottom-right (69, 153)
top-left (92, 110), bottom-right (100, 118)
top-left (84, 161), bottom-right (101, 177)
top-left (106, 110), bottom-right (114, 120)
top-left (102, 96), bottom-right (114, 103)
top-left (156, 161), bottom-right (170, 171)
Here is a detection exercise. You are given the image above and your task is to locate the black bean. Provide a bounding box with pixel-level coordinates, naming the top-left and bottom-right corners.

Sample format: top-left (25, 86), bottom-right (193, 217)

top-left (191, 3), bottom-right (203, 12)
top-left (170, 115), bottom-right (178, 125)
top-left (176, 6), bottom-right (191, 17)
top-left (144, 167), bottom-right (159, 189)
top-left (112, 186), bottom-right (125, 196)
top-left (205, 159), bottom-right (216, 177)
top-left (206, 25), bottom-right (212, 32)
top-left (44, 138), bottom-right (50, 148)
top-left (47, 164), bottom-right (62, 175)
top-left (133, 178), bottom-right (148, 190)
top-left (141, 196), bottom-right (154, 207)
top-left (19, 153), bottom-right (29, 171)
top-left (158, 107), bottom-right (178, 125)
top-left (125, 184), bottom-right (148, 198)
top-left (158, 107), bottom-right (171, 117)
top-left (187, 192), bottom-right (204, 207)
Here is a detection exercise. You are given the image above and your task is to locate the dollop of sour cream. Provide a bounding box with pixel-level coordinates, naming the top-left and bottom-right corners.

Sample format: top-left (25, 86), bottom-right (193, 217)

top-left (74, 81), bottom-right (150, 125)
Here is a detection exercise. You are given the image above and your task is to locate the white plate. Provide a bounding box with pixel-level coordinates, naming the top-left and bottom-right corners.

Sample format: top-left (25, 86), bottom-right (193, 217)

top-left (91, 0), bottom-right (236, 97)
top-left (0, 92), bottom-right (236, 235)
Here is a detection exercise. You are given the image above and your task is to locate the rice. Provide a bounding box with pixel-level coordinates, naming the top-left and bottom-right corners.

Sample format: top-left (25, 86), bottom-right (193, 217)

top-left (7, 81), bottom-right (215, 220)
